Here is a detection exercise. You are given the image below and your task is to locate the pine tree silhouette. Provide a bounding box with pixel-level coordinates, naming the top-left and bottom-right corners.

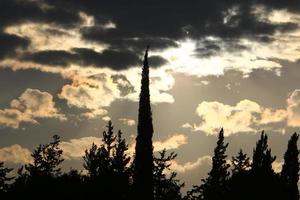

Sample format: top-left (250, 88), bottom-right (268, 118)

top-left (0, 162), bottom-right (13, 193)
top-left (281, 133), bottom-right (300, 200)
top-left (252, 131), bottom-right (276, 173)
top-left (83, 121), bottom-right (131, 199)
top-left (153, 150), bottom-right (184, 200)
top-left (231, 149), bottom-right (250, 174)
top-left (133, 46), bottom-right (154, 200)
top-left (25, 135), bottom-right (64, 178)
top-left (200, 128), bottom-right (230, 200)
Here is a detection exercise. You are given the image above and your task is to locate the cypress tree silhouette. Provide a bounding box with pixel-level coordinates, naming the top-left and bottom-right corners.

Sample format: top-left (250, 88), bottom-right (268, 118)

top-left (281, 133), bottom-right (299, 200)
top-left (133, 46), bottom-right (154, 200)
top-left (200, 128), bottom-right (230, 200)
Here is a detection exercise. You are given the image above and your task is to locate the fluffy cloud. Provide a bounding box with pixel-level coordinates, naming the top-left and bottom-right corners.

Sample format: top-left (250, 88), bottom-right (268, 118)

top-left (191, 99), bottom-right (290, 136)
top-left (0, 88), bottom-right (65, 128)
top-left (190, 90), bottom-right (300, 135)
top-left (58, 66), bottom-right (175, 120)
top-left (119, 118), bottom-right (136, 126)
top-left (193, 100), bottom-right (261, 135)
top-left (60, 137), bottom-right (102, 160)
top-left (170, 155), bottom-right (211, 173)
top-left (287, 89), bottom-right (300, 127)
top-left (0, 144), bottom-right (32, 164)
top-left (58, 71), bottom-right (119, 116)
top-left (153, 134), bottom-right (188, 152)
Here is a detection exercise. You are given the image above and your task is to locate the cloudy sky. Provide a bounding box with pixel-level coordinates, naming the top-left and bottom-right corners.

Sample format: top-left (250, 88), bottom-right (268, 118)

top-left (1, 0), bottom-right (300, 190)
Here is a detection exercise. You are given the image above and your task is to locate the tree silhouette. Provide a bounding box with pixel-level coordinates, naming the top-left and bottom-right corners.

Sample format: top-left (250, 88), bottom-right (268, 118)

top-left (0, 162), bottom-right (13, 193)
top-left (227, 131), bottom-right (283, 200)
top-left (133, 46), bottom-right (154, 200)
top-left (252, 131), bottom-right (276, 173)
top-left (25, 135), bottom-right (64, 178)
top-left (200, 128), bottom-right (230, 200)
top-left (9, 135), bottom-right (64, 198)
top-left (231, 149), bottom-right (250, 174)
top-left (83, 121), bottom-right (131, 199)
top-left (83, 121), bottom-right (115, 178)
top-left (281, 133), bottom-right (299, 200)
top-left (153, 150), bottom-right (184, 200)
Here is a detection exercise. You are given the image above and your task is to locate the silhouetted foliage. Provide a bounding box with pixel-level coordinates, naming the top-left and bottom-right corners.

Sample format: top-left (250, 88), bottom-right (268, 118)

top-left (83, 121), bottom-right (131, 199)
top-left (231, 149), bottom-right (250, 174)
top-left (252, 131), bottom-right (276, 173)
top-left (9, 135), bottom-right (64, 198)
top-left (225, 131), bottom-right (283, 200)
top-left (26, 135), bottom-right (64, 178)
top-left (133, 46), bottom-right (155, 200)
top-left (281, 133), bottom-right (300, 200)
top-left (0, 162), bottom-right (13, 193)
top-left (200, 128), bottom-right (230, 200)
top-left (154, 150), bottom-right (184, 200)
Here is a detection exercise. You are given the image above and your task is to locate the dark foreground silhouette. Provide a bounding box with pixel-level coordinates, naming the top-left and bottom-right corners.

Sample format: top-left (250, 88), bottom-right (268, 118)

top-left (0, 125), bottom-right (298, 200)
top-left (0, 48), bottom-right (299, 200)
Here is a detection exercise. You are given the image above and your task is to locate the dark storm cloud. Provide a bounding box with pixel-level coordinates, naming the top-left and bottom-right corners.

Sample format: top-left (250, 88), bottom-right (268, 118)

top-left (0, 0), bottom-right (81, 30)
top-left (148, 56), bottom-right (168, 68)
top-left (0, 33), bottom-right (30, 59)
top-left (22, 50), bottom-right (76, 66)
top-left (52, 1), bottom-right (298, 43)
top-left (1, 0), bottom-right (299, 62)
top-left (22, 48), bottom-right (140, 70)
top-left (73, 48), bottom-right (140, 70)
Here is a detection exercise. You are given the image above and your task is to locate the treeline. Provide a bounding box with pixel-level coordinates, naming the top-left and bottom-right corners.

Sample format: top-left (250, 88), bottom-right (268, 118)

top-left (0, 122), bottom-right (298, 200)
top-left (0, 121), bottom-right (183, 199)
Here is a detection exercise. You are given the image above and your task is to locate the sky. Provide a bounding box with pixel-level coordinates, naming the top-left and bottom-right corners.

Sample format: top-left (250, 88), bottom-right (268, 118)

top-left (1, 0), bottom-right (300, 191)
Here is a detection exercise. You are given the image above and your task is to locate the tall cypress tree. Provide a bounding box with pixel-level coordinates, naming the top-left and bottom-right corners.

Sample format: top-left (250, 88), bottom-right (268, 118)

top-left (281, 132), bottom-right (299, 200)
top-left (133, 46), bottom-right (154, 200)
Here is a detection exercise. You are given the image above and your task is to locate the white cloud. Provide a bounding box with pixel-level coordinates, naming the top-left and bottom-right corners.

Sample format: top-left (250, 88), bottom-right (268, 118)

top-left (192, 99), bottom-right (289, 136)
top-left (61, 137), bottom-right (102, 160)
top-left (193, 100), bottom-right (261, 135)
top-left (119, 118), bottom-right (136, 126)
top-left (0, 145), bottom-right (32, 164)
top-left (170, 155), bottom-right (211, 173)
top-left (153, 134), bottom-right (188, 152)
top-left (287, 89), bottom-right (300, 127)
top-left (0, 88), bottom-right (65, 128)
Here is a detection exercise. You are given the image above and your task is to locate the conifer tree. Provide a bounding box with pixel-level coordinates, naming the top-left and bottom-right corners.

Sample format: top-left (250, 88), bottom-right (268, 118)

top-left (133, 46), bottom-right (154, 200)
top-left (83, 121), bottom-right (131, 199)
top-left (200, 128), bottom-right (230, 200)
top-left (0, 162), bottom-right (13, 193)
top-left (231, 149), bottom-right (250, 174)
top-left (153, 150), bottom-right (184, 200)
top-left (25, 135), bottom-right (64, 178)
top-left (281, 133), bottom-right (299, 200)
top-left (252, 131), bottom-right (276, 173)
top-left (83, 121), bottom-right (116, 178)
